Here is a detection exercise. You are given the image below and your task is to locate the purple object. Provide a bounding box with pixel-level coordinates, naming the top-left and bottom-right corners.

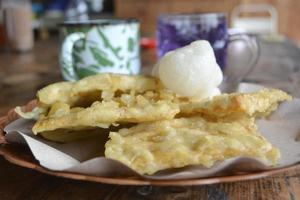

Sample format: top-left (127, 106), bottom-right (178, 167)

top-left (156, 12), bottom-right (260, 93)
top-left (157, 13), bottom-right (228, 69)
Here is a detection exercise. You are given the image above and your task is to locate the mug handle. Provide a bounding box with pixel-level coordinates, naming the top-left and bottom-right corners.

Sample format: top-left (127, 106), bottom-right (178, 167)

top-left (59, 32), bottom-right (85, 81)
top-left (220, 32), bottom-right (260, 92)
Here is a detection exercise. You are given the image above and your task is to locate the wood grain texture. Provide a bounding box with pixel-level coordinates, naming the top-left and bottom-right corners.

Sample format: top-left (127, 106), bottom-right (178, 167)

top-left (0, 37), bottom-right (299, 199)
top-left (0, 155), bottom-right (299, 200)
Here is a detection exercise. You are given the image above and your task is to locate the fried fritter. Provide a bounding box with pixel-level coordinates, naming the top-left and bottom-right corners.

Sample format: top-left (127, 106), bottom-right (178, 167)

top-left (180, 89), bottom-right (291, 118)
top-left (26, 74), bottom-right (182, 134)
top-left (29, 88), bottom-right (291, 134)
top-left (37, 73), bottom-right (160, 109)
top-left (105, 116), bottom-right (280, 175)
top-left (16, 73), bottom-right (291, 141)
top-left (32, 92), bottom-right (180, 134)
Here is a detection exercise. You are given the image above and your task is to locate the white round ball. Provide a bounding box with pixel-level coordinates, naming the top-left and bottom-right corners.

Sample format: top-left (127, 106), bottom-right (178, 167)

top-left (156, 40), bottom-right (223, 98)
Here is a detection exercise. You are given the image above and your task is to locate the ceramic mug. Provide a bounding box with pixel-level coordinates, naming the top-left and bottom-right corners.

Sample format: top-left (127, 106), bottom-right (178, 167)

top-left (59, 19), bottom-right (140, 81)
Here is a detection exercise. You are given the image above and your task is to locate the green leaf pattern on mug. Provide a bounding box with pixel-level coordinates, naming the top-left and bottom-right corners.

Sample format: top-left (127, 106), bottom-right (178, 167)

top-left (96, 27), bottom-right (124, 60)
top-left (60, 34), bottom-right (85, 81)
top-left (89, 46), bottom-right (114, 67)
top-left (77, 67), bottom-right (99, 79)
top-left (60, 23), bottom-right (140, 80)
top-left (128, 37), bottom-right (134, 52)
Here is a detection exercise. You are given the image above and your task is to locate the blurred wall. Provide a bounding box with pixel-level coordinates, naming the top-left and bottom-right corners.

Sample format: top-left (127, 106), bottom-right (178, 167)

top-left (115, 0), bottom-right (300, 43)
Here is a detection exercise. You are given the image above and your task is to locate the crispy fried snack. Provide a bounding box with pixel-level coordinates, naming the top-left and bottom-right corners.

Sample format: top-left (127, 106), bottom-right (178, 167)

top-left (16, 73), bottom-right (291, 140)
top-left (30, 87), bottom-right (291, 134)
top-left (180, 89), bottom-right (292, 118)
top-left (30, 74), bottom-right (182, 134)
top-left (37, 73), bottom-right (160, 109)
top-left (105, 116), bottom-right (280, 175)
top-left (32, 93), bottom-right (180, 134)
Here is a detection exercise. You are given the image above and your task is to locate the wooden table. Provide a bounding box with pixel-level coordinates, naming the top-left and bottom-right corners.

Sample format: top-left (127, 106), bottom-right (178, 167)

top-left (0, 37), bottom-right (299, 200)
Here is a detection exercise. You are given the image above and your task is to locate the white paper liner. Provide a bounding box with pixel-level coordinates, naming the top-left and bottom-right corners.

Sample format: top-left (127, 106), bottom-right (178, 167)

top-left (3, 83), bottom-right (300, 180)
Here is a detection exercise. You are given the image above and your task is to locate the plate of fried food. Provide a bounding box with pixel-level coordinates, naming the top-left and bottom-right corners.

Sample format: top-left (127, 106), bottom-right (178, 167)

top-left (0, 41), bottom-right (299, 186)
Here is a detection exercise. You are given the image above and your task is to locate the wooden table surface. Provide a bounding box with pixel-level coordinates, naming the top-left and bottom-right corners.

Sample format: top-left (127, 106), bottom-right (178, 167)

top-left (0, 37), bottom-right (299, 200)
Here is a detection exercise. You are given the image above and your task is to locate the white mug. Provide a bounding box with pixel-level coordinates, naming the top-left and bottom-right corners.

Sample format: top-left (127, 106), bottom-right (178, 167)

top-left (59, 19), bottom-right (140, 81)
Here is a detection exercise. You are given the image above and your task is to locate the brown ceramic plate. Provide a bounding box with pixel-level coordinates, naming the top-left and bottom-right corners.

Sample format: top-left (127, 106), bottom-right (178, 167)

top-left (0, 101), bottom-right (299, 186)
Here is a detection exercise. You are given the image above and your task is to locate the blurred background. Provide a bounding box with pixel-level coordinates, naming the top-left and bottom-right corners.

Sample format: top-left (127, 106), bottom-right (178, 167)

top-left (116, 0), bottom-right (300, 42)
top-left (0, 0), bottom-right (300, 47)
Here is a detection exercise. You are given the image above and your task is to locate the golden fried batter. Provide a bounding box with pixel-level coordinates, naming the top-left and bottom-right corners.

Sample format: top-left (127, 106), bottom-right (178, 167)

top-left (27, 74), bottom-right (183, 134)
top-left (180, 89), bottom-right (291, 118)
top-left (14, 73), bottom-right (291, 175)
top-left (105, 116), bottom-right (280, 175)
top-left (29, 87), bottom-right (291, 134)
top-left (16, 73), bottom-right (291, 146)
top-left (32, 92), bottom-right (180, 134)
top-left (37, 73), bottom-right (160, 108)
